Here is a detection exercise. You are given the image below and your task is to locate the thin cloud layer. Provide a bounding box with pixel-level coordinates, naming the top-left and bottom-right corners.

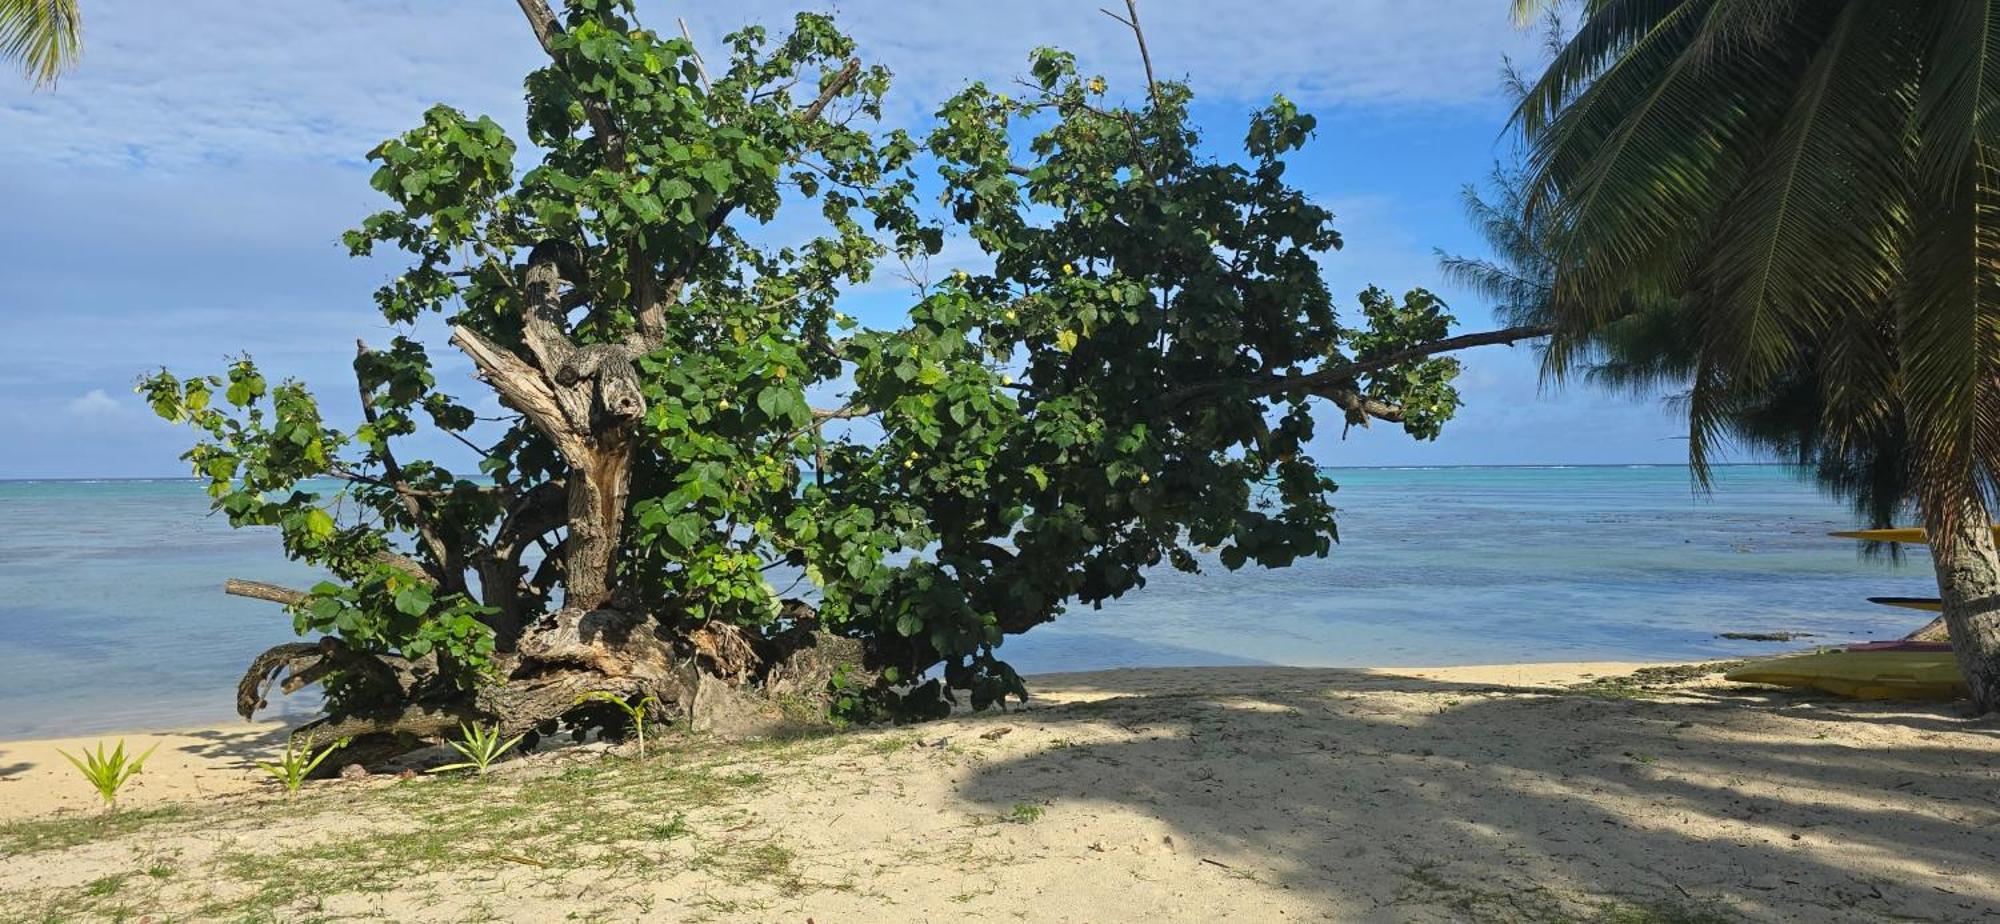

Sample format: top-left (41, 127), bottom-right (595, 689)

top-left (0, 2), bottom-right (1699, 478)
top-left (1, 1), bottom-right (1533, 170)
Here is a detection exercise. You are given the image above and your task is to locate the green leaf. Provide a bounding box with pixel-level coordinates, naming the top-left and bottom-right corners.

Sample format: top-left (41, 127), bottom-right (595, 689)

top-left (393, 585), bottom-right (434, 617)
top-left (666, 516), bottom-right (702, 550)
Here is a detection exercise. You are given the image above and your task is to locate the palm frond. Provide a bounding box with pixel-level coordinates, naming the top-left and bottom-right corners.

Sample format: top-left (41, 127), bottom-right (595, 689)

top-left (0, 0), bottom-right (80, 87)
top-left (1698, 1), bottom-right (1914, 390)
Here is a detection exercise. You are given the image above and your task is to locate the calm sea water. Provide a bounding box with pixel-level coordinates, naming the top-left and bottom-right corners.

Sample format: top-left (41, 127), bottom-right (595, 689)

top-left (0, 466), bottom-right (1936, 739)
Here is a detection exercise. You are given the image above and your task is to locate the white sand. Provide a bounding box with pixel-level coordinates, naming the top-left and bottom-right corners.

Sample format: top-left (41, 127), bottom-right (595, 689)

top-left (2, 662), bottom-right (1996, 922)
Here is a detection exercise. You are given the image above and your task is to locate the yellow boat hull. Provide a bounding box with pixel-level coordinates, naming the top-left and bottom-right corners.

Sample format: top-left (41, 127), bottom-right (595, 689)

top-left (1725, 648), bottom-right (1968, 701)
top-left (1828, 525), bottom-right (2000, 544)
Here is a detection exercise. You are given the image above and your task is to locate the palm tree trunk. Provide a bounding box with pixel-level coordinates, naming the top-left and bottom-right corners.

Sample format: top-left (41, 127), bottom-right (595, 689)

top-left (1926, 496), bottom-right (2000, 711)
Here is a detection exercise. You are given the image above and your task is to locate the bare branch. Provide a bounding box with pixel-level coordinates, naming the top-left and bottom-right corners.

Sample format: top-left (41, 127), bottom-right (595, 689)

top-left (373, 551), bottom-right (438, 585)
top-left (327, 466), bottom-right (504, 499)
top-left (513, 0), bottom-right (561, 54)
top-left (801, 58), bottom-right (863, 124)
top-left (1323, 387), bottom-right (1405, 429)
top-left (224, 578), bottom-right (309, 607)
top-left (1160, 324), bottom-right (1552, 409)
top-left (677, 17), bottom-right (712, 92)
top-left (451, 324), bottom-right (578, 457)
top-left (1101, 1), bottom-right (1160, 108)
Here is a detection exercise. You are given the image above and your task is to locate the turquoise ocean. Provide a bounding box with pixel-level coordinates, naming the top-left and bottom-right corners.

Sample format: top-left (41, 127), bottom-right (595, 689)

top-left (0, 465), bottom-right (1938, 739)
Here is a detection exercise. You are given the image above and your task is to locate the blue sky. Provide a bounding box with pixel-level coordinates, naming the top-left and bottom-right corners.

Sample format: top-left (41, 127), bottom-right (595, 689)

top-left (0, 0), bottom-right (1704, 480)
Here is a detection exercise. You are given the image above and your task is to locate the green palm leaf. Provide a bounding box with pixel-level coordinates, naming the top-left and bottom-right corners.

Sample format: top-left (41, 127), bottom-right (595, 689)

top-left (1, 0), bottom-right (80, 87)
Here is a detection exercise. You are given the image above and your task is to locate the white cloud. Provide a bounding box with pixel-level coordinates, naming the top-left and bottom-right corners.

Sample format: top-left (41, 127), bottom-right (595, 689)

top-left (65, 388), bottom-right (122, 417)
top-left (0, 1), bottom-right (1536, 171)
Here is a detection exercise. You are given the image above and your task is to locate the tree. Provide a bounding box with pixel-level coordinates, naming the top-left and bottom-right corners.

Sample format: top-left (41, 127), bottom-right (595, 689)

top-left (2, 0), bottom-right (79, 87)
top-left (1441, 17), bottom-right (1918, 560)
top-left (147, 0), bottom-right (1546, 761)
top-left (1513, 0), bottom-right (2000, 708)
top-left (1445, 160), bottom-right (1926, 578)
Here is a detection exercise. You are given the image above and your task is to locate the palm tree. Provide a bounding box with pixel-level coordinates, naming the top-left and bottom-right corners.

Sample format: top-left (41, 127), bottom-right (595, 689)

top-left (2, 0), bottom-right (80, 87)
top-left (1444, 166), bottom-right (1918, 531)
top-left (1511, 0), bottom-right (2000, 709)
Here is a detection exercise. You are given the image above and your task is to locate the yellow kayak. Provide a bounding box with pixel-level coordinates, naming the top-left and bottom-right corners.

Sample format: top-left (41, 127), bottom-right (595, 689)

top-left (1828, 525), bottom-right (2000, 544)
top-left (1725, 643), bottom-right (1967, 701)
top-left (1868, 596), bottom-right (1942, 612)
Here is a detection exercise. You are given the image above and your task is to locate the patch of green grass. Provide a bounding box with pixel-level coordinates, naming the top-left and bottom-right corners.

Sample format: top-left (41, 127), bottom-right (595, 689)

top-left (164, 741), bottom-right (809, 918)
top-left (865, 733), bottom-right (918, 755)
top-left (688, 838), bottom-right (809, 898)
top-left (739, 843), bottom-right (797, 880)
top-left (81, 874), bottom-right (128, 898)
top-left (647, 812), bottom-right (691, 840)
top-left (0, 805), bottom-right (190, 857)
top-left (1006, 802), bottom-right (1045, 824)
top-left (556, 763), bottom-right (605, 783)
top-left (0, 725), bottom-right (932, 922)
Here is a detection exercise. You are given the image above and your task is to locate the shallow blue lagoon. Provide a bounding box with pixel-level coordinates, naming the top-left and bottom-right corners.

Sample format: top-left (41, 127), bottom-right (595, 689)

top-left (0, 466), bottom-right (1936, 738)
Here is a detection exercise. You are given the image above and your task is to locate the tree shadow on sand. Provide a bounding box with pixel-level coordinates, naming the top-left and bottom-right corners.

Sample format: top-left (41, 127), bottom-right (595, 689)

top-left (957, 668), bottom-right (2000, 922)
top-left (171, 724), bottom-right (296, 768)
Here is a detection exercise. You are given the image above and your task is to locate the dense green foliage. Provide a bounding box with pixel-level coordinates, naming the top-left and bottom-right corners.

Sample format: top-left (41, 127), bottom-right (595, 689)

top-left (146, 0), bottom-right (1486, 719)
top-left (1511, 0), bottom-right (2000, 707)
top-left (1435, 12), bottom-right (1917, 537)
top-left (1512, 0), bottom-right (2000, 534)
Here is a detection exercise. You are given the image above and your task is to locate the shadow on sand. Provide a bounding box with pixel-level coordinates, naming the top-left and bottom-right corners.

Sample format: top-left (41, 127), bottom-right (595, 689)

top-left (170, 724), bottom-right (296, 769)
top-left (958, 668), bottom-right (2000, 922)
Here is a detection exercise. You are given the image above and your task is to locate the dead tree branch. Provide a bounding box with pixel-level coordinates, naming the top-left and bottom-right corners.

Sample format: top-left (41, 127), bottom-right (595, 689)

top-left (1101, 1), bottom-right (1160, 108)
top-left (225, 579), bottom-right (309, 607)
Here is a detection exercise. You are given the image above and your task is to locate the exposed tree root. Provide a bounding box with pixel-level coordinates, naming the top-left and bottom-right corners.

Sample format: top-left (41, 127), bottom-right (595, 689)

top-left (235, 603), bottom-right (870, 770)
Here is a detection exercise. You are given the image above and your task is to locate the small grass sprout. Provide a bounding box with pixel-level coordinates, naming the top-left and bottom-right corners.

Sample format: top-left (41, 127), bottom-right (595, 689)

top-left (257, 732), bottom-right (351, 796)
top-left (575, 691), bottom-right (662, 757)
top-left (430, 722), bottom-right (526, 775)
top-left (56, 740), bottom-right (160, 809)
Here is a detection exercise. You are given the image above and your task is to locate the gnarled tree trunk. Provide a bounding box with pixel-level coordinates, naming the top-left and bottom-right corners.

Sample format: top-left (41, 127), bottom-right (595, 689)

top-left (218, 1), bottom-right (879, 767)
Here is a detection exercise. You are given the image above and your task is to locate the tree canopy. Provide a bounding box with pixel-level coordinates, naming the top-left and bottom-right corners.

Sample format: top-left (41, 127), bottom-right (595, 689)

top-left (1512, 0), bottom-right (2000, 708)
top-left (145, 0), bottom-right (1543, 751)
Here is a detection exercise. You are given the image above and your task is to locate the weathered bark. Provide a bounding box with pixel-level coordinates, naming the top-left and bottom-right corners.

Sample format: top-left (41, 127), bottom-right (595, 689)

top-left (453, 248), bottom-right (645, 612)
top-left (1927, 497), bottom-right (2000, 711)
top-left (515, 606), bottom-right (692, 696)
top-left (478, 479), bottom-right (568, 648)
top-left (235, 636), bottom-right (422, 720)
top-left (1906, 614), bottom-right (1951, 642)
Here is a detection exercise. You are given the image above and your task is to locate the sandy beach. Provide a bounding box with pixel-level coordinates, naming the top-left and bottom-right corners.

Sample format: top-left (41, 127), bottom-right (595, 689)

top-left (1, 661), bottom-right (1996, 922)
